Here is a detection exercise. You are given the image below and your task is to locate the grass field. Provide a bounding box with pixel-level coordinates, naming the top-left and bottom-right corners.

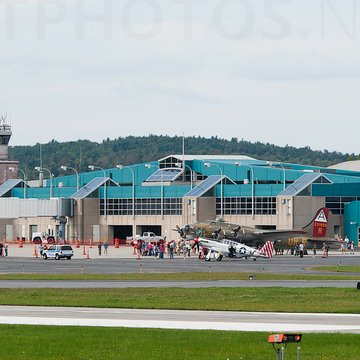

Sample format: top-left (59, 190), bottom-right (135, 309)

top-left (1, 287), bottom-right (360, 313)
top-left (0, 271), bottom-right (359, 281)
top-left (0, 325), bottom-right (359, 360)
top-left (1, 271), bottom-right (360, 358)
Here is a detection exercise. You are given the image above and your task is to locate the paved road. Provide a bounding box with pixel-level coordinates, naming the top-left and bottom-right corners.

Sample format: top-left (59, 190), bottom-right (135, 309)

top-left (0, 305), bottom-right (359, 333)
top-left (0, 279), bottom-right (358, 288)
top-left (0, 254), bottom-right (359, 275)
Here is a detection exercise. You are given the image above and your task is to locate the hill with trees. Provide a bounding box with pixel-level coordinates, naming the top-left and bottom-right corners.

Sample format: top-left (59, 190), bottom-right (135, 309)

top-left (9, 135), bottom-right (356, 179)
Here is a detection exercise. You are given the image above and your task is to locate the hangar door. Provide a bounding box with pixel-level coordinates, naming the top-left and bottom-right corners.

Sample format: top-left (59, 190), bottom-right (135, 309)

top-left (112, 226), bottom-right (133, 245)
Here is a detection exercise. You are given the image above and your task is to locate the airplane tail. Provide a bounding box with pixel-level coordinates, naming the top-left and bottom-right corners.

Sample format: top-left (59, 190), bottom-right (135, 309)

top-left (259, 241), bottom-right (274, 258)
top-left (301, 207), bottom-right (331, 238)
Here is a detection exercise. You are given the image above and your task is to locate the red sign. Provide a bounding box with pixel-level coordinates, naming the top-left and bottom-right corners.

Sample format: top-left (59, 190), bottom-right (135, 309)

top-left (312, 208), bottom-right (329, 237)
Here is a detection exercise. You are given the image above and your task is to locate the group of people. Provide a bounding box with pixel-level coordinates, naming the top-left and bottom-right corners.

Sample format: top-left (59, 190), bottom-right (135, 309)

top-left (339, 236), bottom-right (355, 255)
top-left (133, 238), bottom-right (203, 260)
top-left (97, 241), bottom-right (109, 256)
top-left (134, 240), bottom-right (166, 259)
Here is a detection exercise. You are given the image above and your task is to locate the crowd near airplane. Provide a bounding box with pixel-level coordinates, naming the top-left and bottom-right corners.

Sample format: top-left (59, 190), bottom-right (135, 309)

top-left (175, 208), bottom-right (344, 252)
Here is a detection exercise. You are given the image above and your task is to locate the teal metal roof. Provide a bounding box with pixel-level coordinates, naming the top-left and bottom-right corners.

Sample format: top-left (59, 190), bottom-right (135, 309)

top-left (71, 177), bottom-right (118, 199)
top-left (279, 173), bottom-right (332, 196)
top-left (184, 175), bottom-right (235, 197)
top-left (0, 179), bottom-right (27, 197)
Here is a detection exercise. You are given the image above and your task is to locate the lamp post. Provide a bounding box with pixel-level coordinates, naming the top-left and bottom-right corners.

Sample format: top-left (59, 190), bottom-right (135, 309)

top-left (204, 162), bottom-right (223, 219)
top-left (60, 165), bottom-right (80, 191)
top-left (175, 162), bottom-right (193, 190)
top-left (235, 162), bottom-right (255, 219)
top-left (88, 165), bottom-right (107, 219)
top-left (145, 164), bottom-right (164, 219)
top-left (35, 166), bottom-right (53, 198)
top-left (117, 165), bottom-right (135, 219)
top-left (9, 167), bottom-right (27, 199)
top-left (267, 162), bottom-right (286, 191)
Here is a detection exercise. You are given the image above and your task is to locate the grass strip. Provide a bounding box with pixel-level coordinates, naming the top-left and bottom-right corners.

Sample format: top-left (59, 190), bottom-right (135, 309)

top-left (0, 287), bottom-right (360, 313)
top-left (308, 265), bottom-right (360, 273)
top-left (0, 325), bottom-right (359, 360)
top-left (0, 272), bottom-right (359, 281)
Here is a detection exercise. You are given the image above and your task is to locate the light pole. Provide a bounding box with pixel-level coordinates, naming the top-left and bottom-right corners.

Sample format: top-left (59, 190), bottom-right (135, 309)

top-left (9, 167), bottom-right (27, 199)
top-left (267, 162), bottom-right (286, 191)
top-left (145, 164), bottom-right (164, 219)
top-left (175, 162), bottom-right (193, 189)
top-left (235, 162), bottom-right (255, 219)
top-left (60, 165), bottom-right (80, 191)
top-left (117, 165), bottom-right (135, 219)
top-left (88, 165), bottom-right (107, 219)
top-left (204, 162), bottom-right (223, 219)
top-left (35, 166), bottom-right (53, 198)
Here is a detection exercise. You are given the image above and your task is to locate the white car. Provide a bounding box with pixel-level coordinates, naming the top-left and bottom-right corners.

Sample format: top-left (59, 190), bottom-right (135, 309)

top-left (43, 245), bottom-right (73, 260)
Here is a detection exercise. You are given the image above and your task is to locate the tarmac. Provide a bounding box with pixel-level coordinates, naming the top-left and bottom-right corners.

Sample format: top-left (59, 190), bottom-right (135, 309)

top-left (3, 243), bottom-right (358, 259)
top-left (3, 243), bottom-right (137, 259)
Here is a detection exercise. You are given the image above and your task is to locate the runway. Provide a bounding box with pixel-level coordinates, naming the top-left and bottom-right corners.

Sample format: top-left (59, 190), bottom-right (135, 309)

top-left (0, 306), bottom-right (359, 333)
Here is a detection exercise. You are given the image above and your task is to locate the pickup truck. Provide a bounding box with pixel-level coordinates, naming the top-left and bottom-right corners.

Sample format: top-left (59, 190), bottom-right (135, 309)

top-left (126, 232), bottom-right (166, 244)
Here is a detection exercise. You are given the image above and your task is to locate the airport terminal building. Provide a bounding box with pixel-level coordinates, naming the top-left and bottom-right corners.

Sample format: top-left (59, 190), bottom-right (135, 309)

top-left (1, 154), bottom-right (360, 246)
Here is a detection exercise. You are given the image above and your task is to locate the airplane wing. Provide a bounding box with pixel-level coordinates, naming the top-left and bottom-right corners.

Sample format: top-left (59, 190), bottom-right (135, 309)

top-left (252, 229), bottom-right (306, 239)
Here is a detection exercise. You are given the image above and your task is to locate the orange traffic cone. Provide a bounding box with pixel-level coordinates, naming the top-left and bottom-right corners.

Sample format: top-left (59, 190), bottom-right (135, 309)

top-left (33, 246), bottom-right (38, 258)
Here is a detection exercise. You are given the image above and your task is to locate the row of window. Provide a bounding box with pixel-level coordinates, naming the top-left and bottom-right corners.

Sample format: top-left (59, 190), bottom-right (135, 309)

top-left (100, 198), bottom-right (183, 216)
top-left (99, 197), bottom-right (278, 216)
top-left (325, 197), bottom-right (360, 215)
top-left (216, 197), bottom-right (277, 215)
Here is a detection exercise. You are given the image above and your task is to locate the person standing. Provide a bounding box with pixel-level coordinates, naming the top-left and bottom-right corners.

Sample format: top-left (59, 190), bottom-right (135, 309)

top-left (98, 241), bottom-right (102, 256)
top-left (312, 244), bottom-right (317, 258)
top-left (298, 243), bottom-right (304, 258)
top-left (159, 243), bottom-right (164, 259)
top-left (169, 240), bottom-right (175, 259)
top-left (103, 241), bottom-right (108, 255)
top-left (4, 242), bottom-right (8, 256)
top-left (322, 243), bottom-right (328, 258)
top-left (39, 244), bottom-right (44, 257)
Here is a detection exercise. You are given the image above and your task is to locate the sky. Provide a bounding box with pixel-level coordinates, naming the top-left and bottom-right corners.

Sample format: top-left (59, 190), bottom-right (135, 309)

top-left (0, 0), bottom-right (359, 153)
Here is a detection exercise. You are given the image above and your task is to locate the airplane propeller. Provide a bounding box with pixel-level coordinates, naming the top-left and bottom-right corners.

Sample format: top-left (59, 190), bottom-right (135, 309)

top-left (212, 228), bottom-right (222, 239)
top-left (173, 225), bottom-right (185, 238)
top-left (232, 226), bottom-right (241, 237)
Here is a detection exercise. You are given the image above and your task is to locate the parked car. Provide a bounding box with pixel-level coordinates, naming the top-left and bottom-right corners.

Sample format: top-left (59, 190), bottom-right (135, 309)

top-left (43, 245), bottom-right (73, 260)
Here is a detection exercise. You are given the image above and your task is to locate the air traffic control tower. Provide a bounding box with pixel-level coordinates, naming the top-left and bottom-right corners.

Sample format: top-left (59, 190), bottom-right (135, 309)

top-left (0, 115), bottom-right (19, 185)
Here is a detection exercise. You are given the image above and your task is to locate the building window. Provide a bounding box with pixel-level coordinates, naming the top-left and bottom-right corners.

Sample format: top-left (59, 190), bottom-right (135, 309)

top-left (325, 197), bottom-right (360, 215)
top-left (100, 198), bottom-right (182, 216)
top-left (216, 197), bottom-right (277, 216)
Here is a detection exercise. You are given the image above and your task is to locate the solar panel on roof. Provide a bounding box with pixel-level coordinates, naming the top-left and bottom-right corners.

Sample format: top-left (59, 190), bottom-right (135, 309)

top-left (71, 177), bottom-right (109, 199)
top-left (145, 169), bottom-right (183, 182)
top-left (0, 179), bottom-right (25, 197)
top-left (185, 175), bottom-right (226, 197)
top-left (279, 173), bottom-right (332, 196)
